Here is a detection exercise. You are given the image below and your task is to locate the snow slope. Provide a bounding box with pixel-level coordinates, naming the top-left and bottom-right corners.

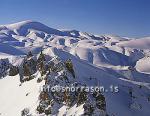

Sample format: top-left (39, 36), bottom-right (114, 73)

top-left (117, 37), bottom-right (150, 49)
top-left (136, 57), bottom-right (150, 74)
top-left (0, 74), bottom-right (45, 116)
top-left (0, 21), bottom-right (150, 116)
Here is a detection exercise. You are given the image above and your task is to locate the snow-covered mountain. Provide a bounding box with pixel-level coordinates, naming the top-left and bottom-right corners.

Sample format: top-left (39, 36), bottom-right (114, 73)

top-left (0, 20), bottom-right (150, 116)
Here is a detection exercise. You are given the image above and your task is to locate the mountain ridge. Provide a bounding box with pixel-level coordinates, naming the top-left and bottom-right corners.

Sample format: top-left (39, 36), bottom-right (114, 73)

top-left (0, 21), bottom-right (150, 116)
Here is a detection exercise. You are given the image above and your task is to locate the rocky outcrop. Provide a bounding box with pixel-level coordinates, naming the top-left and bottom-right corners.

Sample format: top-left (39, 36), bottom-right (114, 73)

top-left (9, 65), bottom-right (19, 76)
top-left (19, 52), bottom-right (37, 82)
top-left (0, 58), bottom-right (10, 78)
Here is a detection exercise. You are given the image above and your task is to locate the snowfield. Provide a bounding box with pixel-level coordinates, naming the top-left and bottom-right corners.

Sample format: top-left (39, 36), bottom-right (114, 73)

top-left (0, 74), bottom-right (45, 116)
top-left (0, 21), bottom-right (150, 116)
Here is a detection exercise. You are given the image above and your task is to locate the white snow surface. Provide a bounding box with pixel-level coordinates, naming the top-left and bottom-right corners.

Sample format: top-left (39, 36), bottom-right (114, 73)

top-left (0, 21), bottom-right (150, 116)
top-left (0, 74), bottom-right (45, 116)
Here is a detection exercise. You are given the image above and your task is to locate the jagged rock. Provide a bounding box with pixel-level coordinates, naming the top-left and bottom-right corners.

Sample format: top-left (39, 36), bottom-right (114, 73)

top-left (65, 59), bottom-right (75, 78)
top-left (27, 51), bottom-right (33, 58)
top-left (83, 103), bottom-right (94, 116)
top-left (37, 77), bottom-right (43, 83)
top-left (62, 89), bottom-right (76, 106)
top-left (45, 108), bottom-right (51, 115)
top-left (9, 65), bottom-right (19, 76)
top-left (20, 56), bottom-right (37, 82)
top-left (0, 58), bottom-right (10, 78)
top-left (35, 56), bottom-right (78, 114)
top-left (21, 108), bottom-right (31, 116)
top-left (37, 90), bottom-right (52, 115)
top-left (35, 56), bottom-right (107, 115)
top-left (92, 91), bottom-right (106, 111)
top-left (77, 89), bottom-right (88, 106)
top-left (36, 105), bottom-right (44, 114)
top-left (37, 51), bottom-right (46, 62)
top-left (39, 91), bottom-right (50, 101)
top-left (37, 51), bottom-right (47, 76)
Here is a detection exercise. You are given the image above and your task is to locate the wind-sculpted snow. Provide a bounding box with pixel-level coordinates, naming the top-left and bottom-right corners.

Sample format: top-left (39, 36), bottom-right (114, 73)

top-left (0, 21), bottom-right (150, 116)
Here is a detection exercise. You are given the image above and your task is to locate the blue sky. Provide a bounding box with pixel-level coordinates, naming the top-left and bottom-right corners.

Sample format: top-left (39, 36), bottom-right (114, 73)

top-left (0, 0), bottom-right (149, 38)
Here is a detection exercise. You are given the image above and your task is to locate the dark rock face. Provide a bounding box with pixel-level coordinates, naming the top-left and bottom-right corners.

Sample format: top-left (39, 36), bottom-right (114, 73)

top-left (37, 51), bottom-right (47, 76)
top-left (36, 57), bottom-right (77, 115)
top-left (93, 91), bottom-right (106, 111)
top-left (0, 58), bottom-right (10, 78)
top-left (18, 52), bottom-right (37, 82)
top-left (83, 103), bottom-right (94, 115)
top-left (65, 59), bottom-right (75, 78)
top-left (9, 65), bottom-right (19, 76)
top-left (22, 58), bottom-right (37, 76)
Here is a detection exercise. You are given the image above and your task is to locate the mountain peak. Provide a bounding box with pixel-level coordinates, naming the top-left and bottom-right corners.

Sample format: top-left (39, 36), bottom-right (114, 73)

top-left (6, 20), bottom-right (47, 29)
top-left (3, 20), bottom-right (62, 36)
top-left (0, 20), bottom-right (87, 38)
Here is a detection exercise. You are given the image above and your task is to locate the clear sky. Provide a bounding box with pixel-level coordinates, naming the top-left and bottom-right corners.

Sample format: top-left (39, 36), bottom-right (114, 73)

top-left (0, 0), bottom-right (150, 38)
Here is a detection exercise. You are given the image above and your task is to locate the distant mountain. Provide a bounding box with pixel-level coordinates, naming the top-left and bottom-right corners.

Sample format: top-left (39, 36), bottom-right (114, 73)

top-left (0, 21), bottom-right (150, 116)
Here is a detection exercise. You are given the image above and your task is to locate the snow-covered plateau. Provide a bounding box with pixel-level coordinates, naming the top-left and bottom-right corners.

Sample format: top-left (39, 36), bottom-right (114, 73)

top-left (0, 20), bottom-right (150, 116)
